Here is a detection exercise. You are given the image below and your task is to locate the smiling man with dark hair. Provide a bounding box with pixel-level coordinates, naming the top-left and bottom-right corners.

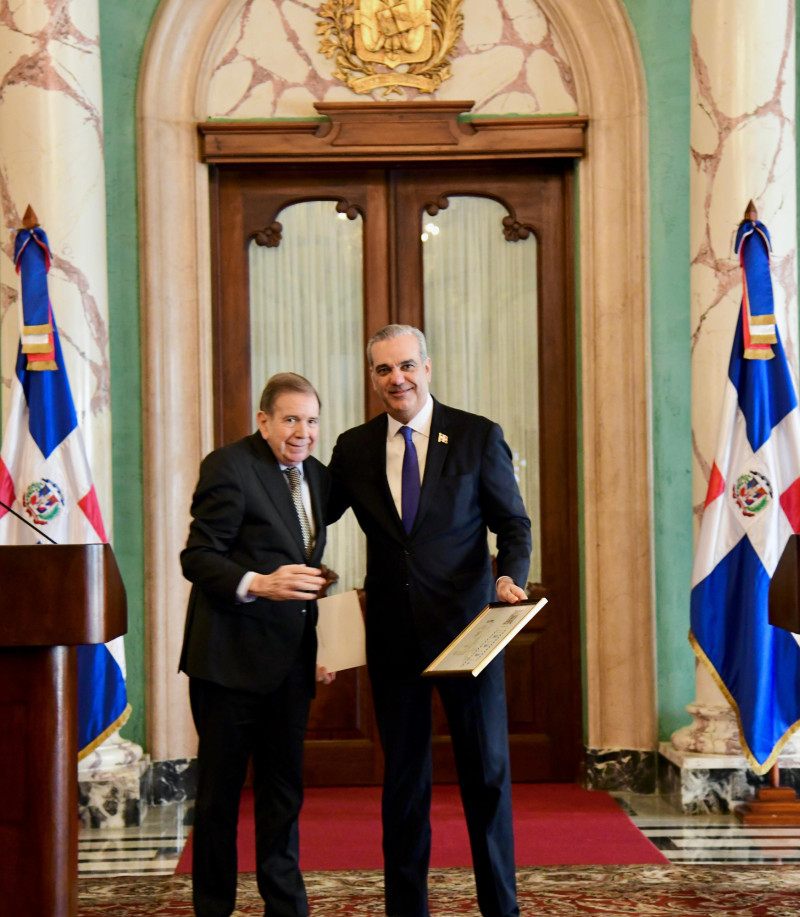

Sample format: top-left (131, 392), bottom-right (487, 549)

top-left (328, 325), bottom-right (531, 917)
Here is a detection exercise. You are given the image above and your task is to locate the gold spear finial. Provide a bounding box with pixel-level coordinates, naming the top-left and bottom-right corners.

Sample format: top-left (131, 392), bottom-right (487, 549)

top-left (21, 205), bottom-right (39, 229)
top-left (744, 200), bottom-right (758, 222)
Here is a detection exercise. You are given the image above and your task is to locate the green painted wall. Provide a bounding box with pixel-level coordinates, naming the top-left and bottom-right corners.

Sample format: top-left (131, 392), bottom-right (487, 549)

top-left (97, 0), bottom-right (698, 755)
top-left (622, 0), bottom-right (696, 740)
top-left (99, 0), bottom-right (162, 750)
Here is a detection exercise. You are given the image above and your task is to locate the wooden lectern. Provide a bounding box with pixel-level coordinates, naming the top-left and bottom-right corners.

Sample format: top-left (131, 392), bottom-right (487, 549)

top-left (735, 534), bottom-right (800, 824)
top-left (769, 534), bottom-right (800, 633)
top-left (0, 544), bottom-right (127, 917)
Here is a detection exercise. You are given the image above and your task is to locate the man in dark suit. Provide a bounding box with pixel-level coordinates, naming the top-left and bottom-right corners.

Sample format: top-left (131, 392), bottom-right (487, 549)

top-left (180, 372), bottom-right (331, 917)
top-left (328, 325), bottom-right (531, 917)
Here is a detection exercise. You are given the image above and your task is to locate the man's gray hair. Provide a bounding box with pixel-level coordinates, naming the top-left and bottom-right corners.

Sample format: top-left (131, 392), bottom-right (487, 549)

top-left (259, 372), bottom-right (320, 414)
top-left (366, 324), bottom-right (428, 367)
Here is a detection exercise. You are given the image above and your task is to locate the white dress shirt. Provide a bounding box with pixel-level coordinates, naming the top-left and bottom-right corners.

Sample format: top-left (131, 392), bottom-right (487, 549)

top-left (385, 394), bottom-right (434, 519)
top-left (384, 397), bottom-right (506, 589)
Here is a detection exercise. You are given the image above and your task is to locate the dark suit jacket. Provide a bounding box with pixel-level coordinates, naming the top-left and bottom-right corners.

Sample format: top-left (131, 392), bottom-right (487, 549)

top-left (180, 431), bottom-right (329, 694)
top-left (328, 399), bottom-right (531, 662)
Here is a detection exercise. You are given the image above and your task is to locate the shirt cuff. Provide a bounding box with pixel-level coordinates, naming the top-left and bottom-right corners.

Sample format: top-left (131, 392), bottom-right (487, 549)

top-left (236, 571), bottom-right (258, 603)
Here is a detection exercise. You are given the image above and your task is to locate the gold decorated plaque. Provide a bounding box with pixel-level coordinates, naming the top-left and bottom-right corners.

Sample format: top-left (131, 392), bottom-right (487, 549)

top-left (422, 598), bottom-right (547, 678)
top-left (317, 0), bottom-right (463, 95)
top-left (355, 0), bottom-right (432, 67)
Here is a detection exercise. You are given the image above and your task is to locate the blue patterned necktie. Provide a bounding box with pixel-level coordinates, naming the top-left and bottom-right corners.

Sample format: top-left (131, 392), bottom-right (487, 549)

top-left (400, 426), bottom-right (420, 534)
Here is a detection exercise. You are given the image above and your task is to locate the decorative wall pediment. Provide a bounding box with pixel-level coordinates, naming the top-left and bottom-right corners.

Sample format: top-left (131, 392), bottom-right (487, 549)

top-left (199, 102), bottom-right (587, 163)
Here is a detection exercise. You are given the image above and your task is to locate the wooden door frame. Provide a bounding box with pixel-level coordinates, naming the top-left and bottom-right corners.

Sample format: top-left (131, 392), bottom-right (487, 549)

top-left (204, 110), bottom-right (584, 780)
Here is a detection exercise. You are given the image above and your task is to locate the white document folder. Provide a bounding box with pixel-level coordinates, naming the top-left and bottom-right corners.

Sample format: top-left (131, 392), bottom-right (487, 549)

top-left (316, 589), bottom-right (366, 672)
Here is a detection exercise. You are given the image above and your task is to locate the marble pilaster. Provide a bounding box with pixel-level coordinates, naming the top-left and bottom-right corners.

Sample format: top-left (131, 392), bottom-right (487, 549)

top-left (660, 742), bottom-right (800, 814)
top-left (0, 0), bottom-right (145, 817)
top-left (584, 749), bottom-right (657, 794)
top-left (0, 0), bottom-right (113, 510)
top-left (677, 0), bottom-right (797, 765)
top-left (78, 733), bottom-right (150, 828)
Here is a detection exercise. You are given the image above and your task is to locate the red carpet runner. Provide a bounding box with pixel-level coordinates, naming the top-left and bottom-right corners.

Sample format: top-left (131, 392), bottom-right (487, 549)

top-left (175, 783), bottom-right (667, 873)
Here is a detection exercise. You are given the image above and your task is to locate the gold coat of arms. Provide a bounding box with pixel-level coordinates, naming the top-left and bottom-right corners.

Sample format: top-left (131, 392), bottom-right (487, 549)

top-left (317, 0), bottom-right (463, 94)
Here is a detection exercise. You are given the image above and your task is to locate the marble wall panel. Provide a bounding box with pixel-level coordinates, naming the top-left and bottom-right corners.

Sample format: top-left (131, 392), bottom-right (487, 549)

top-left (691, 0), bottom-right (797, 522)
top-left (0, 0), bottom-right (113, 520)
top-left (659, 743), bottom-right (800, 814)
top-left (683, 0), bottom-right (798, 742)
top-left (584, 749), bottom-right (657, 794)
top-left (205, 0), bottom-right (578, 118)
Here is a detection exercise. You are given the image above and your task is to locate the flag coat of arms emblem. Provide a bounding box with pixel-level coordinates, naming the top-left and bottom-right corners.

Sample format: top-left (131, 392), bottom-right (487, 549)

top-left (0, 218), bottom-right (129, 757)
top-left (690, 214), bottom-right (800, 774)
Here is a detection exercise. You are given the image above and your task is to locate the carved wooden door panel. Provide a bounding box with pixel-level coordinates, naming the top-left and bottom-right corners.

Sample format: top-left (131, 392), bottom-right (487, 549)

top-left (210, 161), bottom-right (581, 784)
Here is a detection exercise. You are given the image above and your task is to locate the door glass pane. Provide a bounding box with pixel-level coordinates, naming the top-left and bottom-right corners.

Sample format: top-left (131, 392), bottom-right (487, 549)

top-left (422, 195), bottom-right (541, 582)
top-left (249, 200), bottom-right (366, 591)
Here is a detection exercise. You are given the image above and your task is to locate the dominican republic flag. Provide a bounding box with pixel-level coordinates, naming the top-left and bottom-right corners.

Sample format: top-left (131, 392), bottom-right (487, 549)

top-left (690, 215), bottom-right (800, 774)
top-left (0, 220), bottom-right (130, 759)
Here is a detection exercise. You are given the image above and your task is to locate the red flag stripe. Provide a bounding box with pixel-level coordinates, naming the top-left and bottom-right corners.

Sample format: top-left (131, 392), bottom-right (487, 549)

top-left (78, 484), bottom-right (108, 543)
top-left (780, 478), bottom-right (800, 534)
top-left (704, 461), bottom-right (726, 509)
top-left (0, 457), bottom-right (14, 518)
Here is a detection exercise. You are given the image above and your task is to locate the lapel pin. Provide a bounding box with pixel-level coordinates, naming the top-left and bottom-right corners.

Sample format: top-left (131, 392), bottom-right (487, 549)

top-left (438, 433), bottom-right (448, 443)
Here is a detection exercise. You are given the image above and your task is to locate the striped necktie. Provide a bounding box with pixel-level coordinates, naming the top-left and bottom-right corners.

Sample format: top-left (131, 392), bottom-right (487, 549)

top-left (284, 466), bottom-right (313, 560)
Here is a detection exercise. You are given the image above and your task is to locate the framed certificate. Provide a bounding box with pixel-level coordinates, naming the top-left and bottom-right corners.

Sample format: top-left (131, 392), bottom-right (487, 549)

top-left (422, 598), bottom-right (547, 677)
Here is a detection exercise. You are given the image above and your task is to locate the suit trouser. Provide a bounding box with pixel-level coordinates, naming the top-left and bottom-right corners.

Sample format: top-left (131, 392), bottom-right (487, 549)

top-left (189, 655), bottom-right (312, 917)
top-left (369, 643), bottom-right (519, 917)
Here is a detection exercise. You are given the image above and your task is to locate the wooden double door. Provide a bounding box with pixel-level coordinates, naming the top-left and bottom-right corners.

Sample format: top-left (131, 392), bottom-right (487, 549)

top-left (209, 158), bottom-right (581, 785)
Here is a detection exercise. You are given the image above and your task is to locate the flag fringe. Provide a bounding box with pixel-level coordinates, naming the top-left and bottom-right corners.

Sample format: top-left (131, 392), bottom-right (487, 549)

top-left (77, 703), bottom-right (133, 761)
top-left (743, 348), bottom-right (774, 361)
top-left (689, 629), bottom-right (800, 776)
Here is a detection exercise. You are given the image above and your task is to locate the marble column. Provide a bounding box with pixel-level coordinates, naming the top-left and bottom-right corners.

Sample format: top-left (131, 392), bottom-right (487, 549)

top-left (0, 1), bottom-right (112, 511)
top-left (0, 1), bottom-right (146, 824)
top-left (668, 0), bottom-right (798, 808)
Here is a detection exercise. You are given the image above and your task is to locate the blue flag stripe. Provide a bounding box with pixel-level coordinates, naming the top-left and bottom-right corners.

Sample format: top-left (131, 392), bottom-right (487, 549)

top-left (76, 644), bottom-right (129, 752)
top-left (15, 325), bottom-right (77, 458)
top-left (14, 229), bottom-right (52, 329)
top-left (728, 311), bottom-right (797, 453)
top-left (691, 537), bottom-right (800, 765)
top-left (741, 227), bottom-right (775, 319)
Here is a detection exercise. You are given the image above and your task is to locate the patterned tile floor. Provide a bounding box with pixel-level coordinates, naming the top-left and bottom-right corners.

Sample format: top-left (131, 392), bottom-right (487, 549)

top-left (77, 792), bottom-right (800, 877)
top-left (615, 792), bottom-right (800, 864)
top-left (78, 800), bottom-right (194, 877)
